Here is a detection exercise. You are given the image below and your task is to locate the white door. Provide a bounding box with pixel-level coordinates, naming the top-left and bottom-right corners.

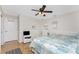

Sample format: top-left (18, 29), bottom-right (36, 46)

top-left (3, 16), bottom-right (18, 43)
top-left (0, 15), bottom-right (1, 45)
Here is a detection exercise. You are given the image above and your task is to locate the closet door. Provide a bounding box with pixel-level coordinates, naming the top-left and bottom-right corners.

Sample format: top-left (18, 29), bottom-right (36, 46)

top-left (3, 16), bottom-right (18, 43)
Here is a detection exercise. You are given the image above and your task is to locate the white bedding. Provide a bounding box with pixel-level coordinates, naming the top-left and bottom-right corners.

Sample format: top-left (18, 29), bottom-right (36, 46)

top-left (30, 36), bottom-right (79, 54)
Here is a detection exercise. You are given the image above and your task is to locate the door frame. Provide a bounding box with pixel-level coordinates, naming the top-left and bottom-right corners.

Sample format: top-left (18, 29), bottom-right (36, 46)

top-left (0, 12), bottom-right (1, 45)
top-left (1, 14), bottom-right (19, 45)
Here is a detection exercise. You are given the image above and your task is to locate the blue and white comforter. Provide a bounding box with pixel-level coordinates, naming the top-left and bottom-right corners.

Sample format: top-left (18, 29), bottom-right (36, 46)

top-left (30, 36), bottom-right (79, 54)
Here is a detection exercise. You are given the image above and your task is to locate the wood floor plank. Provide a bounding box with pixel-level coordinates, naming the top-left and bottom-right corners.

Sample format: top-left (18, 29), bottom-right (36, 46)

top-left (1, 40), bottom-right (33, 54)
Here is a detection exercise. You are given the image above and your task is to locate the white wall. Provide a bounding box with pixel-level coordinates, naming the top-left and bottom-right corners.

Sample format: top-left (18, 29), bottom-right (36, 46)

top-left (19, 15), bottom-right (44, 42)
top-left (0, 8), bottom-right (1, 45)
top-left (1, 7), bottom-right (79, 43)
top-left (46, 11), bottom-right (79, 35)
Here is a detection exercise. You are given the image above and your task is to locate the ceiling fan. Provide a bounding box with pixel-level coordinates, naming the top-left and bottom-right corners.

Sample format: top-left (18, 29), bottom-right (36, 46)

top-left (32, 5), bottom-right (53, 16)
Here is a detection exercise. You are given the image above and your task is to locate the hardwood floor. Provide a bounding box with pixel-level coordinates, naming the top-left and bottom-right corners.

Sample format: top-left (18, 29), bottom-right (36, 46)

top-left (1, 40), bottom-right (33, 54)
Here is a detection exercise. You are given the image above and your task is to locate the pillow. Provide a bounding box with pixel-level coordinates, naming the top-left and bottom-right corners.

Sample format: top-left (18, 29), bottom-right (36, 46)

top-left (72, 32), bottom-right (79, 39)
top-left (76, 33), bottom-right (79, 39)
top-left (66, 32), bottom-right (79, 39)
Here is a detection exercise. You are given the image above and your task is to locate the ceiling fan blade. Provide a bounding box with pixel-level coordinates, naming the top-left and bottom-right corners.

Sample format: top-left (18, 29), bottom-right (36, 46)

top-left (32, 9), bottom-right (39, 12)
top-left (41, 5), bottom-right (46, 11)
top-left (43, 11), bottom-right (53, 13)
top-left (35, 13), bottom-right (39, 16)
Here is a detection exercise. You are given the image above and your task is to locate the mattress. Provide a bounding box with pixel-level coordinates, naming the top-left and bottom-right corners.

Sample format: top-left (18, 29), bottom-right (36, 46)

top-left (30, 36), bottom-right (79, 54)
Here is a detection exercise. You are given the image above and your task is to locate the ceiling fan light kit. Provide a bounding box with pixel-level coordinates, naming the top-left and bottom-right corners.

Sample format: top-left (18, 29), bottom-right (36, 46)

top-left (35, 12), bottom-right (46, 16)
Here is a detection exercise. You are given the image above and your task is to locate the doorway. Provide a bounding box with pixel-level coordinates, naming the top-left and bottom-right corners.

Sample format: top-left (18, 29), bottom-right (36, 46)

top-left (2, 15), bottom-right (18, 44)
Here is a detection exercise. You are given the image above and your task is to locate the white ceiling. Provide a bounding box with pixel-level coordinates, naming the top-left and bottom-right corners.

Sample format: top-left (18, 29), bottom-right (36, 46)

top-left (1, 5), bottom-right (79, 19)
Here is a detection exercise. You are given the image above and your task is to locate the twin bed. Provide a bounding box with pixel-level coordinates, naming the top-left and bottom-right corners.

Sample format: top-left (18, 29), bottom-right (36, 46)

top-left (30, 33), bottom-right (79, 54)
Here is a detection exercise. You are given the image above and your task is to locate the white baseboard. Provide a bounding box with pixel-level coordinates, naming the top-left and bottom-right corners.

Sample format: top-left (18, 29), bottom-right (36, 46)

top-left (18, 40), bottom-right (23, 43)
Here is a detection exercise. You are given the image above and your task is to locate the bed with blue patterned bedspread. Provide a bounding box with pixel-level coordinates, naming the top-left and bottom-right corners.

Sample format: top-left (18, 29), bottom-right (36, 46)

top-left (30, 35), bottom-right (79, 54)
